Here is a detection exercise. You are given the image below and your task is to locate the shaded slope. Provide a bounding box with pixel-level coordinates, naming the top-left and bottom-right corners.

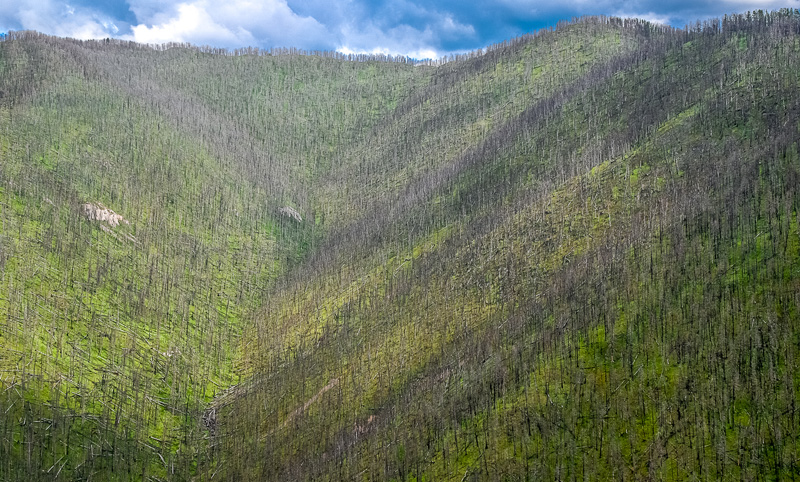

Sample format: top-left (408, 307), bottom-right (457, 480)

top-left (219, 12), bottom-right (800, 481)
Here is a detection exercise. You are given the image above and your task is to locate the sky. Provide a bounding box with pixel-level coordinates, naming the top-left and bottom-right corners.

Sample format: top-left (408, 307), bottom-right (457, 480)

top-left (0, 0), bottom-right (797, 59)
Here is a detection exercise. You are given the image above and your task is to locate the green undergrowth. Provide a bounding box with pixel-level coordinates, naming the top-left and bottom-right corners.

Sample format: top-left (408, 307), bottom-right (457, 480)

top-left (217, 20), bottom-right (800, 476)
top-left (0, 73), bottom-right (285, 477)
top-left (2, 10), bottom-right (800, 481)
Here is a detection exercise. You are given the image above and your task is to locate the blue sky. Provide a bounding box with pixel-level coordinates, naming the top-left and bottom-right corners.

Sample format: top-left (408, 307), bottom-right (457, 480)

top-left (1, 0), bottom-right (797, 59)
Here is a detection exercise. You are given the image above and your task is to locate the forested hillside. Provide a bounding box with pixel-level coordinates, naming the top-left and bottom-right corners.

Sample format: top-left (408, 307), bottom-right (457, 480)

top-left (1, 10), bottom-right (799, 481)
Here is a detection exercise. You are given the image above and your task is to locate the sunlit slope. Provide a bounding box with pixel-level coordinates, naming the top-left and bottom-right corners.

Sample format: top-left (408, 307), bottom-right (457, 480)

top-left (0, 48), bottom-right (283, 478)
top-left (0, 33), bottom-right (428, 479)
top-left (313, 20), bottom-right (646, 230)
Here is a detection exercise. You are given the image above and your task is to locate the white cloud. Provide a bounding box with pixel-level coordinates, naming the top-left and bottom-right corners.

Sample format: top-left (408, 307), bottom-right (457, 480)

top-left (442, 15), bottom-right (473, 35)
top-left (496, 0), bottom-right (799, 16)
top-left (335, 11), bottom-right (476, 60)
top-left (214, 0), bottom-right (329, 47)
top-left (127, 3), bottom-right (249, 46)
top-left (721, 0), bottom-right (798, 5)
top-left (4, 0), bottom-right (796, 57)
top-left (125, 0), bottom-right (179, 26)
top-left (5, 0), bottom-right (119, 40)
top-left (336, 23), bottom-right (440, 59)
top-left (103, 21), bottom-right (120, 34)
top-left (125, 0), bottom-right (329, 48)
top-left (614, 10), bottom-right (672, 25)
top-left (338, 44), bottom-right (440, 60)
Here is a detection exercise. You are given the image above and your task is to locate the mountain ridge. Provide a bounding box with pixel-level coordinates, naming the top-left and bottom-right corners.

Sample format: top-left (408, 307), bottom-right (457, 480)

top-left (1, 10), bottom-right (799, 480)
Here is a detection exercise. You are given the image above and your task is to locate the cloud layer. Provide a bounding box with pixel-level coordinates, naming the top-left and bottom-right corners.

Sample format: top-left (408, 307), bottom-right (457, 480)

top-left (126, 0), bottom-right (329, 48)
top-left (0, 0), bottom-right (121, 40)
top-left (1, 0), bottom-right (798, 58)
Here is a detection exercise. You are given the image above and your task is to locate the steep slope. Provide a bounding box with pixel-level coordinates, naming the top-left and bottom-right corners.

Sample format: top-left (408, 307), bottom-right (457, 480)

top-left (219, 12), bottom-right (800, 481)
top-left (0, 33), bottom-right (427, 479)
top-left (0, 10), bottom-right (799, 481)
